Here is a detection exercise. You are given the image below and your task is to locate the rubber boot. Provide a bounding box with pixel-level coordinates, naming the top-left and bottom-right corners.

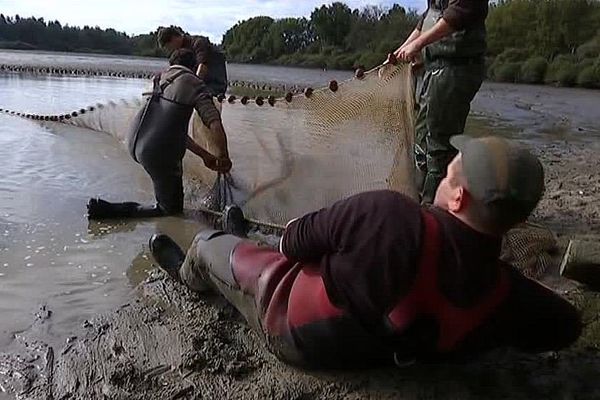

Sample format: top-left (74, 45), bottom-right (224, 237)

top-left (223, 205), bottom-right (248, 237)
top-left (87, 198), bottom-right (165, 220)
top-left (149, 234), bottom-right (185, 282)
top-left (87, 198), bottom-right (140, 220)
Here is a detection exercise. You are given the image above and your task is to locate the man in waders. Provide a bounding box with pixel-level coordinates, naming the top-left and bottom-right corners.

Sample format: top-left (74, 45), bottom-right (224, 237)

top-left (394, 0), bottom-right (488, 204)
top-left (157, 27), bottom-right (228, 185)
top-left (87, 49), bottom-right (232, 219)
top-left (149, 136), bottom-right (581, 368)
top-left (157, 26), bottom-right (227, 97)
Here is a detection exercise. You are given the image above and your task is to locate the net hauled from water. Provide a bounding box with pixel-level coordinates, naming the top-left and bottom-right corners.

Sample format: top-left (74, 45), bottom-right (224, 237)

top-left (1, 63), bottom-right (418, 228)
top-left (0, 62), bottom-right (560, 278)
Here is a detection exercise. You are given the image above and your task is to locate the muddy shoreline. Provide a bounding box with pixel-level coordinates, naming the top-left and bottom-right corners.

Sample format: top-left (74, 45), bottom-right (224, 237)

top-left (2, 83), bottom-right (600, 399)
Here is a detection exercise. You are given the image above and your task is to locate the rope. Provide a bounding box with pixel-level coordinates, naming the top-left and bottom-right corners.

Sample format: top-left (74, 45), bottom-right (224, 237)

top-left (211, 172), bottom-right (286, 233)
top-left (195, 203), bottom-right (286, 233)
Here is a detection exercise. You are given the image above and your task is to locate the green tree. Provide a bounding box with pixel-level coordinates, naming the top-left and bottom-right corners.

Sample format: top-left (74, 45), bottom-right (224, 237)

top-left (222, 16), bottom-right (274, 62)
top-left (262, 18), bottom-right (313, 58)
top-left (310, 2), bottom-right (352, 48)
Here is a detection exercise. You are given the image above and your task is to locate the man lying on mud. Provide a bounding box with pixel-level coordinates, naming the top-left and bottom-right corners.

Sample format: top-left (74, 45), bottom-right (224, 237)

top-left (87, 49), bottom-right (232, 220)
top-left (149, 135), bottom-right (581, 368)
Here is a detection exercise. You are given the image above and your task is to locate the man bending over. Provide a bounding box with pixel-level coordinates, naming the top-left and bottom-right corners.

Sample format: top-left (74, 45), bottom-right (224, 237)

top-left (87, 49), bottom-right (231, 220)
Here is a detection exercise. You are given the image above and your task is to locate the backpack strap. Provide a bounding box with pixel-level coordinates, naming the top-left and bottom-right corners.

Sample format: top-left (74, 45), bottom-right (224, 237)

top-left (159, 69), bottom-right (195, 92)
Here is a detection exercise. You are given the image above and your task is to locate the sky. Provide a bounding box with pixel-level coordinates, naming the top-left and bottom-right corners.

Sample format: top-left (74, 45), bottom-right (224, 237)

top-left (0, 0), bottom-right (426, 43)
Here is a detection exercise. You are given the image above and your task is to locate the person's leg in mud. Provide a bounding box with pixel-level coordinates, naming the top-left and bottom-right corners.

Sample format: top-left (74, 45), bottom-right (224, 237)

top-left (143, 161), bottom-right (184, 216)
top-left (87, 163), bottom-right (183, 220)
top-left (152, 230), bottom-right (306, 365)
top-left (152, 231), bottom-right (395, 369)
top-left (420, 63), bottom-right (485, 204)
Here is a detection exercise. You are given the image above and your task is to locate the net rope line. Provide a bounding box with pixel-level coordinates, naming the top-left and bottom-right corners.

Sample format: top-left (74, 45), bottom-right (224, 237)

top-left (0, 63), bottom-right (313, 94)
top-left (1, 58), bottom-right (417, 232)
top-left (0, 60), bottom-right (407, 118)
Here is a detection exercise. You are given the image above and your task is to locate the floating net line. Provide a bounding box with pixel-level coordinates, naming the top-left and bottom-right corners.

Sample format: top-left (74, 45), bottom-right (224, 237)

top-left (1, 62), bottom-right (417, 228)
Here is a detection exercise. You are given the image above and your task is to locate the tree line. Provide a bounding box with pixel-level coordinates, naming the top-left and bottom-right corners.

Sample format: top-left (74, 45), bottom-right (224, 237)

top-left (0, 14), bottom-right (162, 56)
top-left (486, 0), bottom-right (600, 88)
top-left (221, 3), bottom-right (418, 70)
top-left (1, 0), bottom-right (600, 87)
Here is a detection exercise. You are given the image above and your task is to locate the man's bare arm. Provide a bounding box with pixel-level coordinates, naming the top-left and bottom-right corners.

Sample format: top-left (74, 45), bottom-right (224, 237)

top-left (185, 135), bottom-right (231, 173)
top-left (207, 119), bottom-right (230, 160)
top-left (394, 28), bottom-right (422, 57)
top-left (397, 18), bottom-right (455, 62)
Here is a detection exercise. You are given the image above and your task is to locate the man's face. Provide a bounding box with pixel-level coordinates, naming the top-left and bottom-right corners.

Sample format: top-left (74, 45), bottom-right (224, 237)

top-left (433, 154), bottom-right (466, 211)
top-left (164, 36), bottom-right (183, 52)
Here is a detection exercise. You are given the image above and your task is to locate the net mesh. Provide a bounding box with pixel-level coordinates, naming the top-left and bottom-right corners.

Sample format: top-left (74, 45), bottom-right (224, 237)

top-left (58, 63), bottom-right (418, 226)
top-left (1, 64), bottom-right (558, 278)
top-left (500, 222), bottom-right (558, 279)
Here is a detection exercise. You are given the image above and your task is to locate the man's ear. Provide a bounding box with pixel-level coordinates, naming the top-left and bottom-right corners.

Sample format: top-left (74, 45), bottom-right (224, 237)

top-left (448, 185), bottom-right (467, 213)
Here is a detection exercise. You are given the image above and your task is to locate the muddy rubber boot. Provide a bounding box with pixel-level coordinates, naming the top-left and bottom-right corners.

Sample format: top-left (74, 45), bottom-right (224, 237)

top-left (223, 205), bottom-right (248, 237)
top-left (87, 198), bottom-right (140, 220)
top-left (560, 239), bottom-right (600, 290)
top-left (149, 234), bottom-right (185, 282)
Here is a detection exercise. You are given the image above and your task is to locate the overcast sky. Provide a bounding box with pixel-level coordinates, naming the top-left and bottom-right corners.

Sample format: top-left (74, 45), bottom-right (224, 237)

top-left (0, 0), bottom-right (426, 43)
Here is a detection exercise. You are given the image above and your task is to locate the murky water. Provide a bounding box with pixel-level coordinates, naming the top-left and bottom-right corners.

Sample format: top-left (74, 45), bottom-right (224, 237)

top-left (0, 74), bottom-right (205, 359)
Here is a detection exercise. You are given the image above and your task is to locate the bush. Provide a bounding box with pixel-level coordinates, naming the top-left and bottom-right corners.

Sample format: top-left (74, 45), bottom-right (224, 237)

top-left (552, 54), bottom-right (578, 64)
top-left (579, 58), bottom-right (596, 69)
top-left (494, 48), bottom-right (530, 63)
top-left (357, 51), bottom-right (385, 70)
top-left (556, 64), bottom-right (578, 87)
top-left (545, 59), bottom-right (578, 86)
top-left (577, 36), bottom-right (600, 60)
top-left (298, 54), bottom-right (327, 69)
top-left (484, 56), bottom-right (495, 78)
top-left (488, 48), bottom-right (529, 80)
top-left (520, 57), bottom-right (548, 84)
top-left (494, 62), bottom-right (522, 82)
top-left (320, 46), bottom-right (338, 56)
top-left (326, 53), bottom-right (356, 70)
top-left (577, 66), bottom-right (600, 88)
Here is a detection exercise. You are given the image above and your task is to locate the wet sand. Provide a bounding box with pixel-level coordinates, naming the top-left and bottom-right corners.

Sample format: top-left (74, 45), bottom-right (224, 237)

top-left (1, 72), bottom-right (600, 398)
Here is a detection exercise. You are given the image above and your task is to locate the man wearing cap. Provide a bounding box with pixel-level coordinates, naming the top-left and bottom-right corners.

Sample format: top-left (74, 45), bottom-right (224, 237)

top-left (157, 26), bottom-right (228, 97)
top-left (157, 26), bottom-right (228, 175)
top-left (149, 136), bottom-right (581, 368)
top-left (393, 0), bottom-right (488, 204)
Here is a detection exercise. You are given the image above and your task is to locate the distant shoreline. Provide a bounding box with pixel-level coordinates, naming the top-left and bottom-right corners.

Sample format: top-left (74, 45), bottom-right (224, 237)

top-left (1, 47), bottom-right (598, 91)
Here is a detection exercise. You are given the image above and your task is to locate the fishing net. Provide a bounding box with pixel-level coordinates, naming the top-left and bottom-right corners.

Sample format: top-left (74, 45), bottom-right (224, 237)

top-left (22, 63), bottom-right (417, 228)
top-left (0, 63), bottom-right (556, 279)
top-left (500, 222), bottom-right (558, 279)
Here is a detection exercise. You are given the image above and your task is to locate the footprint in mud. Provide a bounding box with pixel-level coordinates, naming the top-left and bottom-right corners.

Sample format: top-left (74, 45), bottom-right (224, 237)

top-left (186, 320), bottom-right (259, 378)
